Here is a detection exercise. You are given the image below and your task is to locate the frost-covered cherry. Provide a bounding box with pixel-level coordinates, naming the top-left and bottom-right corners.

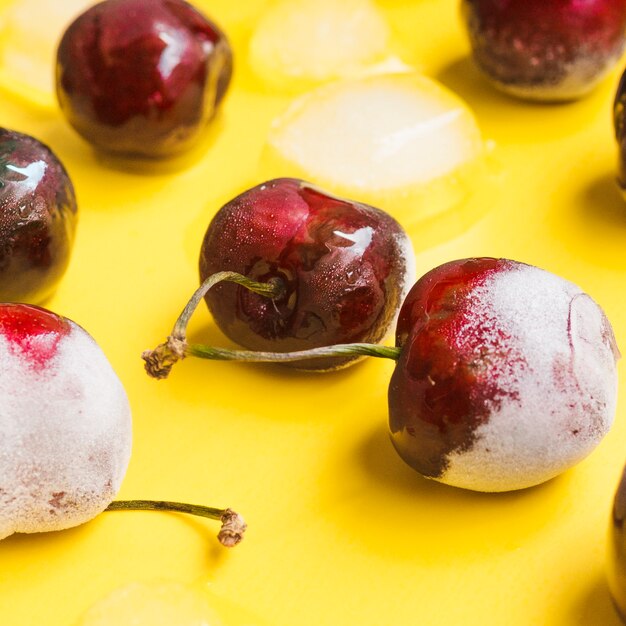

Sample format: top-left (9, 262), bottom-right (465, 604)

top-left (56, 0), bottom-right (233, 158)
top-left (264, 74), bottom-right (484, 229)
top-left (0, 303), bottom-right (245, 546)
top-left (143, 178), bottom-right (415, 376)
top-left (461, 0), bottom-right (626, 101)
top-left (0, 303), bottom-right (131, 538)
top-left (388, 258), bottom-right (619, 492)
top-left (0, 128), bottom-right (77, 304)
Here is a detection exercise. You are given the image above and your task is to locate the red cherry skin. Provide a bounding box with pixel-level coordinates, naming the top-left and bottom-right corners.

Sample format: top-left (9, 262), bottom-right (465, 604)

top-left (56, 0), bottom-right (232, 158)
top-left (199, 178), bottom-right (415, 370)
top-left (0, 303), bottom-right (71, 370)
top-left (388, 258), bottom-right (619, 491)
top-left (462, 0), bottom-right (626, 101)
top-left (0, 129), bottom-right (77, 304)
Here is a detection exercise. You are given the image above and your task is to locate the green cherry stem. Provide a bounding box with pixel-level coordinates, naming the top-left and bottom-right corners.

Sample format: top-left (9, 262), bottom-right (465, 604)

top-left (186, 343), bottom-right (401, 363)
top-left (106, 500), bottom-right (246, 547)
top-left (142, 270), bottom-right (283, 378)
top-left (141, 270), bottom-right (401, 379)
top-left (171, 271), bottom-right (285, 339)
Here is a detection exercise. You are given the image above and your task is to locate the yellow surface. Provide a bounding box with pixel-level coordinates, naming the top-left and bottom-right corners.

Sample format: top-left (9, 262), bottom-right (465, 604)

top-left (0, 0), bottom-right (626, 624)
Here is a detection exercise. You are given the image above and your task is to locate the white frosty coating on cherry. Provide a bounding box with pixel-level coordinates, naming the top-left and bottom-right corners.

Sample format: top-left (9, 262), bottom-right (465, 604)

top-left (0, 321), bottom-right (132, 538)
top-left (248, 0), bottom-right (390, 90)
top-left (441, 263), bottom-right (618, 492)
top-left (490, 54), bottom-right (624, 102)
top-left (267, 73), bottom-right (484, 192)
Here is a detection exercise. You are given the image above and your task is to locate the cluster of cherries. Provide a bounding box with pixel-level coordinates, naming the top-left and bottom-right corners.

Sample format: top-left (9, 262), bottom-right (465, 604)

top-left (1, 0), bottom-right (626, 620)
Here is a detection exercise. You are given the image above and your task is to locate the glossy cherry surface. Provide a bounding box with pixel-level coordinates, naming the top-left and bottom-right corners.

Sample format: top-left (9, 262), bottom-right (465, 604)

top-left (56, 0), bottom-right (232, 158)
top-left (388, 258), bottom-right (619, 491)
top-left (462, 0), bottom-right (626, 101)
top-left (199, 178), bottom-right (414, 370)
top-left (0, 129), bottom-right (77, 304)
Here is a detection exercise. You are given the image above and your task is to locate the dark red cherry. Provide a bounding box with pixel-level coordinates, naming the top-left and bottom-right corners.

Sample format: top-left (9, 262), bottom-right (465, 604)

top-left (388, 258), bottom-right (619, 492)
top-left (0, 129), bottom-right (77, 304)
top-left (199, 178), bottom-right (415, 370)
top-left (56, 0), bottom-right (233, 158)
top-left (461, 0), bottom-right (626, 101)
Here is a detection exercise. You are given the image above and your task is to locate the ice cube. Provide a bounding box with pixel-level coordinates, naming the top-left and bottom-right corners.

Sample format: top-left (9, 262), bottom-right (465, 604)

top-left (0, 0), bottom-right (95, 106)
top-left (249, 0), bottom-right (394, 92)
top-left (78, 582), bottom-right (225, 626)
top-left (263, 73), bottom-right (485, 231)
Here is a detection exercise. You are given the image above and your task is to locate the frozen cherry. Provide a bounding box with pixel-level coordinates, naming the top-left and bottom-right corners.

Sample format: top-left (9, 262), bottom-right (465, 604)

top-left (461, 0), bottom-right (626, 101)
top-left (143, 178), bottom-right (415, 376)
top-left (56, 0), bottom-right (233, 158)
top-left (0, 303), bottom-right (245, 546)
top-left (388, 258), bottom-right (619, 492)
top-left (0, 128), bottom-right (77, 303)
top-left (0, 302), bottom-right (131, 538)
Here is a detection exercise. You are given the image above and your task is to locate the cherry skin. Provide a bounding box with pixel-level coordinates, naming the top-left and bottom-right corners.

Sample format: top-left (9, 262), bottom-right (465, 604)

top-left (461, 0), bottom-right (626, 101)
top-left (388, 258), bottom-right (619, 492)
top-left (0, 302), bottom-right (70, 370)
top-left (56, 0), bottom-right (233, 158)
top-left (0, 129), bottom-right (77, 304)
top-left (199, 178), bottom-right (415, 370)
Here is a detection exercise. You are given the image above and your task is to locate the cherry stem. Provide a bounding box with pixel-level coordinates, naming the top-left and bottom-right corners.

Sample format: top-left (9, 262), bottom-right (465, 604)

top-left (142, 270), bottom-right (400, 379)
top-left (171, 271), bottom-right (284, 339)
top-left (186, 342), bottom-right (401, 363)
top-left (105, 500), bottom-right (246, 547)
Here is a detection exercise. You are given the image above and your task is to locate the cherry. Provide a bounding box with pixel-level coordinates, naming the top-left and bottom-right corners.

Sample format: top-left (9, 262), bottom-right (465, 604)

top-left (0, 303), bottom-right (245, 546)
top-left (608, 465), bottom-right (626, 621)
top-left (0, 128), bottom-right (77, 304)
top-left (461, 0), bottom-right (626, 101)
top-left (388, 258), bottom-right (619, 491)
top-left (143, 178), bottom-right (415, 376)
top-left (56, 0), bottom-right (233, 158)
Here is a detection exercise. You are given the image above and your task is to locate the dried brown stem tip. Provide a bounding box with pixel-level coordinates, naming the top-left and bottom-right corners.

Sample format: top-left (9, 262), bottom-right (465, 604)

top-left (218, 508), bottom-right (247, 547)
top-left (142, 336), bottom-right (186, 379)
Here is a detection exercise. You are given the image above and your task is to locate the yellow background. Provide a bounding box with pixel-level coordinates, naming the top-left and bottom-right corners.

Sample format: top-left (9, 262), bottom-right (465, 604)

top-left (1, 0), bottom-right (626, 624)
